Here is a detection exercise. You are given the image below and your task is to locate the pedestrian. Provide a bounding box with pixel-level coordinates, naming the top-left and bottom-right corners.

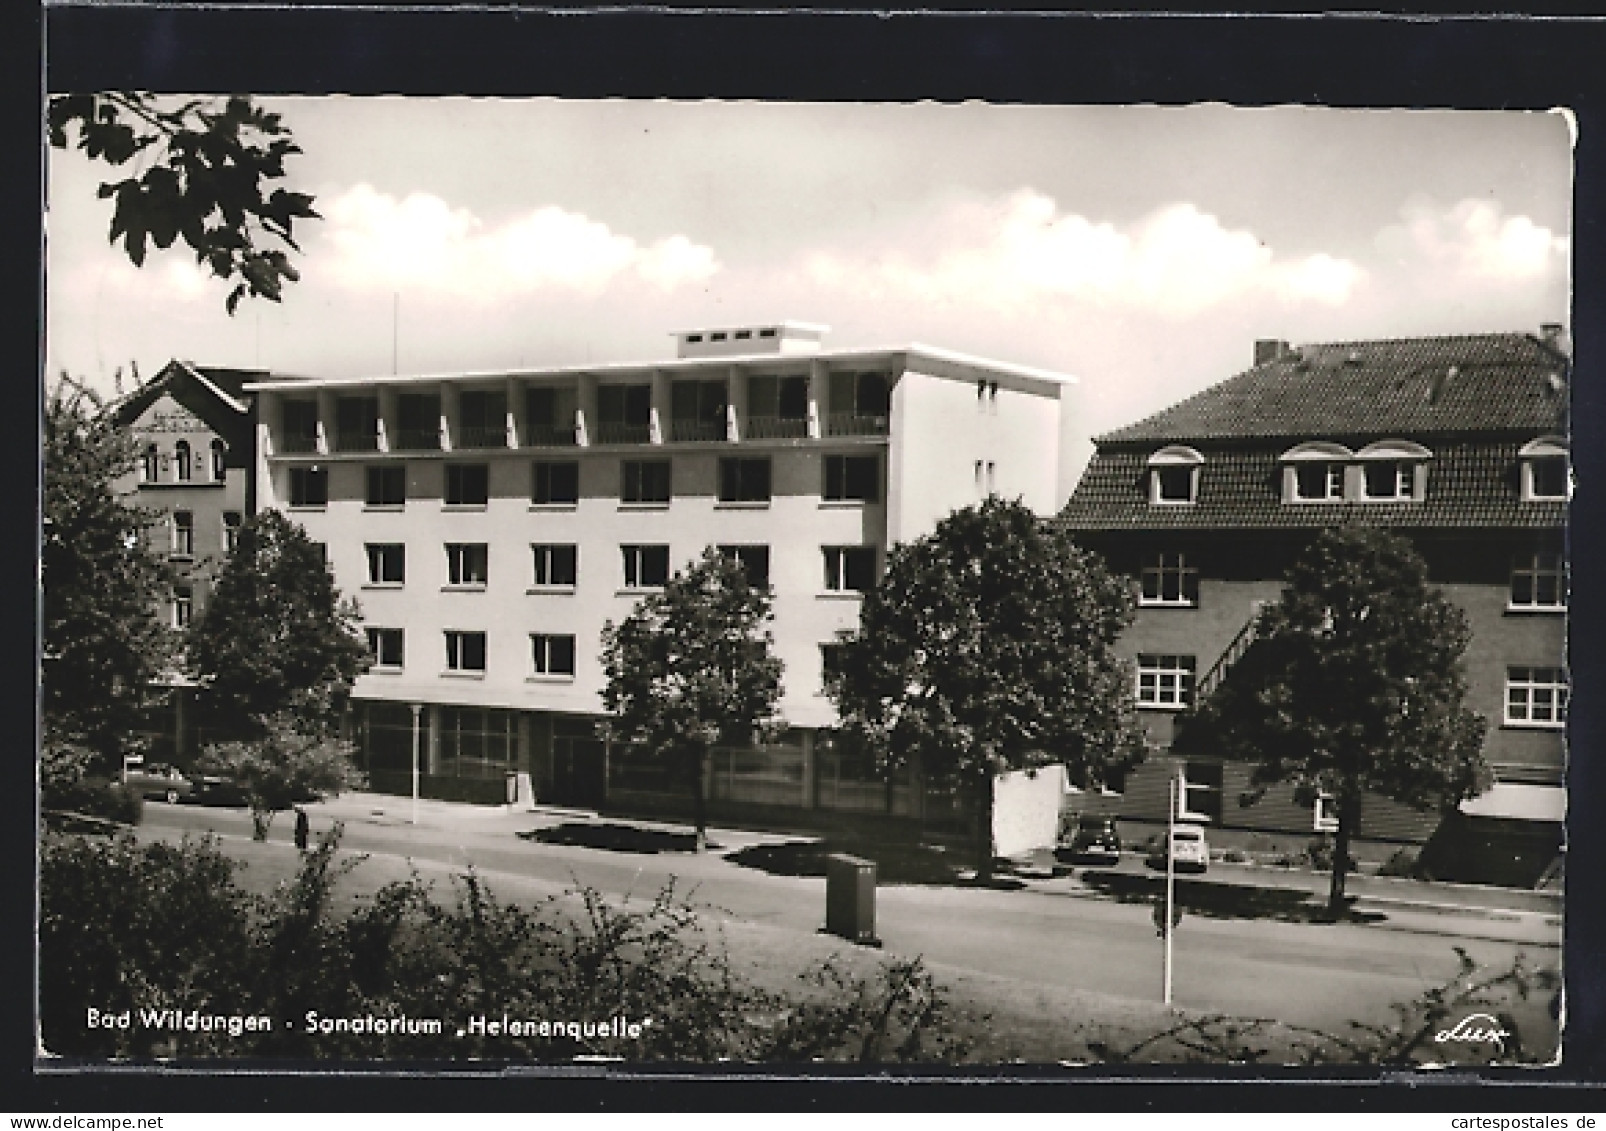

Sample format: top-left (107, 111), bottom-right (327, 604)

top-left (294, 806), bottom-right (309, 851)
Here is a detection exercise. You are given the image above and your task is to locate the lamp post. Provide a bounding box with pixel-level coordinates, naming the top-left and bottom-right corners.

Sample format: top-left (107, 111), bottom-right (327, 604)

top-left (1164, 770), bottom-right (1176, 1006)
top-left (410, 702), bottom-right (422, 826)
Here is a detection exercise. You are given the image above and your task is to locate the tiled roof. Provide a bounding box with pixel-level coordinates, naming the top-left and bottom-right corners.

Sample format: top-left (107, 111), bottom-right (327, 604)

top-left (1098, 333), bottom-right (1568, 443)
top-left (1060, 440), bottom-right (1567, 531)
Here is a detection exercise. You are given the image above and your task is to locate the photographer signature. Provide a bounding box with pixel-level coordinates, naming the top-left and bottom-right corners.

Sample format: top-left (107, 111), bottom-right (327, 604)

top-left (1434, 1012), bottom-right (1510, 1052)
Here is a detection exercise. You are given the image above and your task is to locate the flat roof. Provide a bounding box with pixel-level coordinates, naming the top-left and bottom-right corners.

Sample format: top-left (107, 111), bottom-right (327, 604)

top-left (243, 343), bottom-right (1076, 395)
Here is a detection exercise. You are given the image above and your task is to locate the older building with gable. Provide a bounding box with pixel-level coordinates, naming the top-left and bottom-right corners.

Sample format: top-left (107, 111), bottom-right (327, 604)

top-left (1058, 329), bottom-right (1569, 885)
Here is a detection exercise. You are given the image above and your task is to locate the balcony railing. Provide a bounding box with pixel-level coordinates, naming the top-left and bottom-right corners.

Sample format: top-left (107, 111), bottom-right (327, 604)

top-left (455, 424), bottom-right (508, 450)
top-left (393, 427), bottom-right (442, 451)
top-left (670, 419), bottom-right (727, 443)
top-left (336, 429), bottom-right (379, 453)
top-left (594, 421), bottom-right (652, 445)
top-left (745, 415), bottom-right (809, 440)
top-left (826, 413), bottom-right (890, 437)
top-left (279, 432), bottom-right (319, 454)
top-left (522, 424), bottom-right (578, 448)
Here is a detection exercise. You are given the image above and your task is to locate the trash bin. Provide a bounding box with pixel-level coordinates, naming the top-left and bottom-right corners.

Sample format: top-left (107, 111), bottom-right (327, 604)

top-left (825, 853), bottom-right (879, 945)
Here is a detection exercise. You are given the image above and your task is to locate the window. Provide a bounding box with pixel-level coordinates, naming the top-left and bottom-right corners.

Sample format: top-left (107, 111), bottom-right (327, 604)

top-left (718, 544), bottom-right (771, 588)
top-left (288, 466), bottom-right (328, 507)
top-left (365, 543), bottom-right (405, 586)
top-left (1136, 654), bottom-right (1195, 708)
top-left (827, 371), bottom-right (892, 435)
top-left (336, 395), bottom-right (380, 451)
top-left (366, 627), bottom-right (404, 670)
top-left (141, 444), bottom-right (160, 483)
top-left (823, 547), bottom-right (877, 593)
top-left (281, 399), bottom-right (321, 452)
top-left (171, 511), bottom-right (194, 558)
top-left (596, 383), bottom-right (652, 444)
top-left (222, 511), bottom-right (241, 553)
top-left (1511, 550), bottom-right (1566, 611)
top-left (747, 374), bottom-right (808, 437)
top-left (531, 633), bottom-right (577, 677)
top-left (621, 460), bottom-right (672, 504)
top-left (532, 460), bottom-right (580, 505)
top-left (210, 439), bottom-right (227, 480)
top-left (1295, 462), bottom-right (1345, 501)
top-left (444, 630), bottom-right (487, 674)
top-left (457, 389), bottom-right (508, 449)
top-left (1506, 666), bottom-right (1569, 727)
top-left (174, 440), bottom-right (192, 482)
top-left (1180, 760), bottom-right (1223, 822)
top-left (824, 455), bottom-right (879, 502)
top-left (524, 386), bottom-right (578, 447)
top-left (446, 543), bottom-right (489, 587)
top-left (1521, 438), bottom-right (1570, 501)
top-left (396, 393), bottom-right (441, 451)
top-left (1362, 460), bottom-right (1415, 500)
top-left (1148, 446), bottom-right (1203, 505)
top-left (621, 544), bottom-right (670, 590)
top-left (438, 706), bottom-right (515, 778)
top-left (1140, 552), bottom-right (1199, 607)
top-left (366, 465), bottom-right (406, 507)
top-left (670, 379), bottom-right (727, 442)
top-left (532, 544), bottom-right (578, 588)
top-left (172, 585), bottom-right (193, 629)
top-left (445, 463), bottom-right (489, 506)
top-left (718, 457), bottom-right (772, 503)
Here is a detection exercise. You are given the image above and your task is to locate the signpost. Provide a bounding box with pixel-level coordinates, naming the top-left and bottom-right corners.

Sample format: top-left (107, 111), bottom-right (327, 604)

top-left (1163, 765), bottom-right (1215, 1006)
top-left (410, 702), bottom-right (423, 826)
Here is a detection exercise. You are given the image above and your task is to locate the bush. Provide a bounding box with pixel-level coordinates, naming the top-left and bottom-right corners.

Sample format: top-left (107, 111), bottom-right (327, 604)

top-left (38, 826), bottom-right (967, 1063)
top-left (1377, 848), bottom-right (1420, 878)
top-left (1306, 838), bottom-right (1356, 874)
top-left (1221, 849), bottom-right (1249, 864)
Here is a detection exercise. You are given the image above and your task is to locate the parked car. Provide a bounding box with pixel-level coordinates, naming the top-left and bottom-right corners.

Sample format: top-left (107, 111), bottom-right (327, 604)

top-left (1055, 816), bottom-right (1122, 867)
top-left (1146, 824), bottom-right (1210, 874)
top-left (184, 773), bottom-right (251, 807)
top-left (122, 762), bottom-right (193, 804)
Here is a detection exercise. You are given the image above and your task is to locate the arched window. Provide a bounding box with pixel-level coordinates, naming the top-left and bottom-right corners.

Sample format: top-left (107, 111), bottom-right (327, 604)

top-left (1519, 436), bottom-right (1569, 501)
top-left (141, 444), bottom-right (160, 483)
top-left (174, 440), bottom-right (192, 482)
top-left (1147, 446), bottom-right (1204, 505)
top-left (1279, 442), bottom-right (1353, 503)
top-left (210, 439), bottom-right (227, 481)
top-left (1355, 439), bottom-right (1431, 502)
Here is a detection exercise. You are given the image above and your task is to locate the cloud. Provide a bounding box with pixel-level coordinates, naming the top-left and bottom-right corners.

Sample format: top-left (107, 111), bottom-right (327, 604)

top-left (320, 184), bottom-right (720, 298)
top-left (1377, 198), bottom-right (1569, 283)
top-left (802, 190), bottom-right (1364, 318)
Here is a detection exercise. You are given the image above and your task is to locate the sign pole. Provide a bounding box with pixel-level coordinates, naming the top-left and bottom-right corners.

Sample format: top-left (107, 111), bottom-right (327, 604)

top-left (1164, 770), bottom-right (1176, 1006)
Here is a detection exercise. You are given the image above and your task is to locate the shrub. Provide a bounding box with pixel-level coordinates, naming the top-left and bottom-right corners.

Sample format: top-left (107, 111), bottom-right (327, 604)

top-left (1377, 848), bottom-right (1420, 878)
top-left (1306, 838), bottom-right (1356, 874)
top-left (1221, 849), bottom-right (1249, 864)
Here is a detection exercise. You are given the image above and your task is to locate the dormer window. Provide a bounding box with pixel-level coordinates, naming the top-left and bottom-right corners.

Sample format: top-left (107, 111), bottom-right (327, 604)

top-left (1356, 440), bottom-right (1430, 503)
top-left (1280, 442), bottom-right (1353, 504)
top-left (1147, 446), bottom-right (1203, 505)
top-left (1520, 437), bottom-right (1570, 501)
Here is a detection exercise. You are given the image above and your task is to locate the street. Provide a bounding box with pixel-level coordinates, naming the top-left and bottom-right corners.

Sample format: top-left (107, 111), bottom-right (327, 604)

top-left (139, 799), bottom-right (1562, 1038)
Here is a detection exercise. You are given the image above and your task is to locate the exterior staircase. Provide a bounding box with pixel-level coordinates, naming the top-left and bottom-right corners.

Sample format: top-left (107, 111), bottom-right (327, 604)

top-left (1195, 604), bottom-right (1266, 703)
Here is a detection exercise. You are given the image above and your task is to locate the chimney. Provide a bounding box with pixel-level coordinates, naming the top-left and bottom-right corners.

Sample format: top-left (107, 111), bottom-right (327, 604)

top-left (1254, 339), bottom-right (1291, 366)
top-left (1539, 323), bottom-right (1571, 357)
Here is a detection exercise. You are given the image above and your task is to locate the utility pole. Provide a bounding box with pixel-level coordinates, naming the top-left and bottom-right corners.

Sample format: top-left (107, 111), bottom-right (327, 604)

top-left (1164, 770), bottom-right (1176, 1005)
top-left (410, 702), bottom-right (422, 826)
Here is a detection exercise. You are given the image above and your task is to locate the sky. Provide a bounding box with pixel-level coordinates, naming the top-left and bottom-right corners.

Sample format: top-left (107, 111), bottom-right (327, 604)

top-left (45, 99), bottom-right (1573, 499)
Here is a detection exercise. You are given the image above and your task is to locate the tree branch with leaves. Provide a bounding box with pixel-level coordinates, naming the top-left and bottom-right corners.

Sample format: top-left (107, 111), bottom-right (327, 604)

top-left (49, 93), bottom-right (318, 313)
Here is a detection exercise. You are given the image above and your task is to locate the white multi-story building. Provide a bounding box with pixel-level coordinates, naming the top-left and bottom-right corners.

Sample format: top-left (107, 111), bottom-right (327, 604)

top-left (245, 322), bottom-right (1071, 823)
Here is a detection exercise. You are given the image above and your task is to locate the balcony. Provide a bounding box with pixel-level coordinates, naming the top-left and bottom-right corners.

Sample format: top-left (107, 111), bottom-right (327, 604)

top-left (279, 432), bottom-right (319, 454)
top-left (522, 424), bottom-right (578, 448)
top-left (745, 415), bottom-right (809, 440)
top-left (336, 429), bottom-right (380, 453)
top-left (594, 421), bottom-right (652, 445)
top-left (455, 424), bottom-right (508, 450)
top-left (826, 413), bottom-right (890, 437)
top-left (670, 419), bottom-right (727, 443)
top-left (393, 427), bottom-right (442, 452)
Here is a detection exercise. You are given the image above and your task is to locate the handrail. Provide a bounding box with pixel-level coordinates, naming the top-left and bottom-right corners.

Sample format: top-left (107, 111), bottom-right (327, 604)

top-left (1195, 608), bottom-right (1263, 702)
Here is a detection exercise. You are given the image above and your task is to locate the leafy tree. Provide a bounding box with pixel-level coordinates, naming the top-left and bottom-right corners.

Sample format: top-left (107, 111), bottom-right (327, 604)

top-left (48, 93), bottom-right (317, 314)
top-left (829, 497), bottom-right (1148, 882)
top-left (42, 377), bottom-right (176, 763)
top-left (187, 509), bottom-right (370, 736)
top-left (196, 713), bottom-right (365, 840)
top-left (1172, 527), bottom-right (1492, 915)
top-left (600, 548), bottom-right (785, 850)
